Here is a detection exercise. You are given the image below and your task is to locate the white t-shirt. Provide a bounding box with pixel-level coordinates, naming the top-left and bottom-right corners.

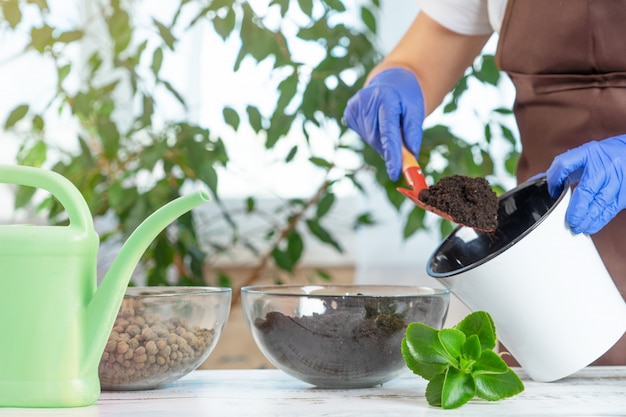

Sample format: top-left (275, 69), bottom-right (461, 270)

top-left (415, 0), bottom-right (509, 35)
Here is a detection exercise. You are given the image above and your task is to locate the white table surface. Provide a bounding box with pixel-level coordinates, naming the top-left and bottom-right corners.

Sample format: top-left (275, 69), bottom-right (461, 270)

top-left (3, 367), bottom-right (625, 416)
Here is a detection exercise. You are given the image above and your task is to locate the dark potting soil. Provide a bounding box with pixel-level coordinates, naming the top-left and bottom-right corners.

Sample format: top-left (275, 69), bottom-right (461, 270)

top-left (253, 302), bottom-right (407, 384)
top-left (419, 175), bottom-right (498, 231)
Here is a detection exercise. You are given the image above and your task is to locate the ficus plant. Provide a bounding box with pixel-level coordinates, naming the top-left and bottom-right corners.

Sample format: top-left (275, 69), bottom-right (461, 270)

top-left (0, 0), bottom-right (518, 296)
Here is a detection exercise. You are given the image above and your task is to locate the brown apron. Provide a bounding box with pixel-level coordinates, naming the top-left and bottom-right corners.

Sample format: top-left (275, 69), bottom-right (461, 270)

top-left (496, 0), bottom-right (626, 364)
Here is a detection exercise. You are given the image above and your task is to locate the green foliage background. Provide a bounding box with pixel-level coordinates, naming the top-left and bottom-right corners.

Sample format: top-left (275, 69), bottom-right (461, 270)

top-left (0, 0), bottom-right (518, 290)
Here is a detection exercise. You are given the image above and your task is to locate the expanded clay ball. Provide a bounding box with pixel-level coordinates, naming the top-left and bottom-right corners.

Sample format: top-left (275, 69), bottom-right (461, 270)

top-left (99, 296), bottom-right (214, 389)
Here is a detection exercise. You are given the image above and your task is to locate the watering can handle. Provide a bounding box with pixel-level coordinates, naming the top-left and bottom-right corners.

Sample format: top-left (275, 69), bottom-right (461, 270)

top-left (0, 165), bottom-right (93, 232)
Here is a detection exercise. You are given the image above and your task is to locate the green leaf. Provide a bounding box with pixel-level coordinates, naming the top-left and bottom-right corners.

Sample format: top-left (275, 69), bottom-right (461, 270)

top-left (107, 182), bottom-right (132, 213)
top-left (32, 114), bottom-right (44, 131)
top-left (286, 230), bottom-right (304, 263)
top-left (147, 267), bottom-right (169, 286)
top-left (57, 64), bottom-right (71, 85)
top-left (217, 271), bottom-right (232, 288)
top-left (107, 7), bottom-right (131, 53)
top-left (87, 51), bottom-right (102, 76)
top-left (298, 0), bottom-right (313, 16)
top-left (324, 0), bottom-right (346, 12)
top-left (474, 368), bottom-right (524, 401)
top-left (15, 185), bottom-right (37, 209)
top-left (2, 0), bottom-right (22, 28)
top-left (316, 192), bottom-right (335, 219)
top-left (270, 0), bottom-right (289, 16)
top-left (505, 152), bottom-right (519, 176)
top-left (196, 161), bottom-right (219, 195)
top-left (309, 157), bottom-right (332, 168)
top-left (223, 107), bottom-right (240, 130)
top-left (276, 73), bottom-right (298, 115)
top-left (443, 76), bottom-right (467, 114)
top-left (425, 373), bottom-right (445, 407)
top-left (474, 349), bottom-right (509, 374)
top-left (97, 117), bottom-right (121, 159)
top-left (30, 24), bottom-right (53, 53)
top-left (443, 101), bottom-right (457, 113)
top-left (272, 245), bottom-right (290, 272)
top-left (151, 47), bottom-right (163, 76)
top-left (246, 105), bottom-right (263, 133)
top-left (271, 230), bottom-right (303, 272)
top-left (161, 80), bottom-right (187, 107)
top-left (475, 55), bottom-right (500, 86)
top-left (305, 219), bottom-right (342, 253)
top-left (439, 218), bottom-right (455, 238)
top-left (267, 112), bottom-right (295, 148)
top-left (213, 7), bottom-right (236, 40)
top-left (140, 94), bottom-right (154, 126)
top-left (300, 77), bottom-right (325, 120)
top-left (360, 6), bottom-right (376, 33)
top-left (132, 39), bottom-right (148, 66)
top-left (501, 124), bottom-right (518, 145)
top-left (402, 206), bottom-right (425, 238)
top-left (140, 140), bottom-right (166, 168)
top-left (315, 55), bottom-right (352, 74)
top-left (57, 29), bottom-right (83, 43)
top-left (153, 19), bottom-right (176, 49)
top-left (403, 322), bottom-right (453, 369)
top-left (77, 136), bottom-right (94, 166)
top-left (352, 212), bottom-right (376, 230)
top-left (234, 4), bottom-right (290, 70)
top-left (438, 329), bottom-right (465, 362)
top-left (206, 0), bottom-right (232, 11)
top-left (462, 334), bottom-right (482, 361)
top-left (484, 123), bottom-right (492, 143)
top-left (4, 104), bottom-right (29, 129)
top-left (19, 141), bottom-right (47, 167)
top-left (315, 269), bottom-right (332, 281)
top-left (494, 107), bottom-right (513, 115)
top-left (401, 339), bottom-right (448, 381)
top-left (442, 367), bottom-right (476, 409)
top-left (455, 311), bottom-right (497, 351)
top-left (285, 145), bottom-right (297, 162)
top-left (245, 197), bottom-right (255, 213)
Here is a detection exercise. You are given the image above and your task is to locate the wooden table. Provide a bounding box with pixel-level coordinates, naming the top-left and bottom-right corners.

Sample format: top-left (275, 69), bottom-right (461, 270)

top-left (3, 367), bottom-right (625, 416)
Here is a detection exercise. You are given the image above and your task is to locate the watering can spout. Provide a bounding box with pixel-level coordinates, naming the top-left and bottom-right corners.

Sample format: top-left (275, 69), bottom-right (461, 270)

top-left (83, 190), bottom-right (210, 369)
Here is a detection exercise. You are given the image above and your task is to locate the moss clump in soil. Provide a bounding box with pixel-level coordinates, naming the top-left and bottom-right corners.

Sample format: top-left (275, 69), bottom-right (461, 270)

top-left (419, 175), bottom-right (498, 231)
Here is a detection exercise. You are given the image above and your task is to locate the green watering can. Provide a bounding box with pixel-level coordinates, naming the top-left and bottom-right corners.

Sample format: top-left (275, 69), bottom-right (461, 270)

top-left (0, 165), bottom-right (210, 408)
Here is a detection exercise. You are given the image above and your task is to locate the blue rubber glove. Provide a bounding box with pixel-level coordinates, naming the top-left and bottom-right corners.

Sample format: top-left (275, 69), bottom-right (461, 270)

top-left (546, 135), bottom-right (626, 234)
top-left (344, 68), bottom-right (425, 181)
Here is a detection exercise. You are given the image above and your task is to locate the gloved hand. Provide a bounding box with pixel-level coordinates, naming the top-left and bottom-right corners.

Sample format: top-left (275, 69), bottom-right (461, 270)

top-left (546, 135), bottom-right (626, 234)
top-left (344, 68), bottom-right (425, 181)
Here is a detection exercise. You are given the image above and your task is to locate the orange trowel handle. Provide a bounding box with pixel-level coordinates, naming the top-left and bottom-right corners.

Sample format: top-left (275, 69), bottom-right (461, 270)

top-left (401, 146), bottom-right (428, 192)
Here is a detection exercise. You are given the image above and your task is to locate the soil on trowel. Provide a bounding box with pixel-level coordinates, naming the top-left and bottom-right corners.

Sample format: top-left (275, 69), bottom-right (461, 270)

top-left (418, 175), bottom-right (498, 231)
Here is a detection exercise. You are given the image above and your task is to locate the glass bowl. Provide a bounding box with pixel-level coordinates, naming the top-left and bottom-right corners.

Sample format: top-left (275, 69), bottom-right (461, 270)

top-left (98, 286), bottom-right (231, 390)
top-left (241, 284), bottom-right (449, 388)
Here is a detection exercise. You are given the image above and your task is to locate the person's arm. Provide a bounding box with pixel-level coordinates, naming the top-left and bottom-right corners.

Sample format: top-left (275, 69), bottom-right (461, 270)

top-left (371, 12), bottom-right (491, 116)
top-left (344, 12), bottom-right (491, 180)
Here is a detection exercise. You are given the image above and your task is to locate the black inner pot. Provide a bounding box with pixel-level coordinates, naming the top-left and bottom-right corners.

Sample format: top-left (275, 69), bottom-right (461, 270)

top-left (427, 177), bottom-right (565, 277)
